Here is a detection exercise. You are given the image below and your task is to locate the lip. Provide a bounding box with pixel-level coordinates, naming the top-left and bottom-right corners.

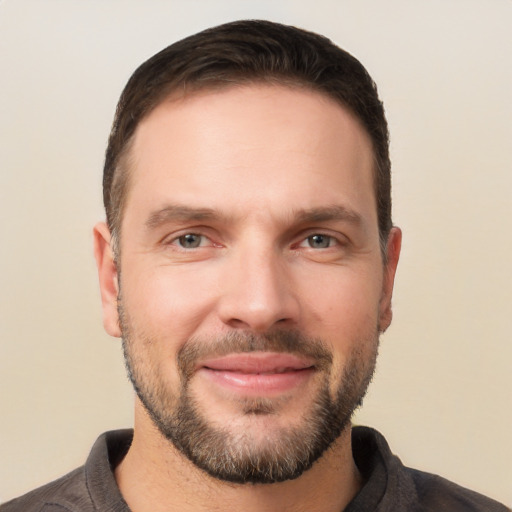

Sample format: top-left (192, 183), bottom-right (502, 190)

top-left (197, 352), bottom-right (315, 395)
top-left (201, 352), bottom-right (314, 373)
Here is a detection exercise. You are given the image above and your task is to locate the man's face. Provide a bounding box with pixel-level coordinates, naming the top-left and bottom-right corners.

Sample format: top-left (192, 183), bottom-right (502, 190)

top-left (96, 84), bottom-right (400, 483)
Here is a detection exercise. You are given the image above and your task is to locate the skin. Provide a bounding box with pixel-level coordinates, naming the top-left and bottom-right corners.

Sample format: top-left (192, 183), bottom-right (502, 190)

top-left (94, 84), bottom-right (401, 512)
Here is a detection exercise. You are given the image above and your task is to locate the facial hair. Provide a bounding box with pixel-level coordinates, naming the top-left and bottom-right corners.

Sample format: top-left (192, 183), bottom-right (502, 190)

top-left (119, 302), bottom-right (378, 484)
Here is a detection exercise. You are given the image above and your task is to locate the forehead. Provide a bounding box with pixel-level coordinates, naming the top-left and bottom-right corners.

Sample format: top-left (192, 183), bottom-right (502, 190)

top-left (124, 84), bottom-right (377, 230)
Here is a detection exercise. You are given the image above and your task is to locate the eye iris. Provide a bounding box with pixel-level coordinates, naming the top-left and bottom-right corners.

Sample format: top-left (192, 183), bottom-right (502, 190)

top-left (179, 234), bottom-right (202, 248)
top-left (309, 234), bottom-right (330, 248)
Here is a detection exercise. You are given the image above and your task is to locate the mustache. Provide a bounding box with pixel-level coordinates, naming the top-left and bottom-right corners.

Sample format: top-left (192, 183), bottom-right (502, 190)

top-left (177, 330), bottom-right (333, 379)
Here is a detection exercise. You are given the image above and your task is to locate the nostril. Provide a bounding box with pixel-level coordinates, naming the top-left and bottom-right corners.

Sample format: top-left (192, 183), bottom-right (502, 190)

top-left (228, 318), bottom-right (249, 328)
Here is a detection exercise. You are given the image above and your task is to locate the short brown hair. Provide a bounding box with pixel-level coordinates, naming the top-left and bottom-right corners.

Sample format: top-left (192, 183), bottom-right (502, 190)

top-left (103, 20), bottom-right (392, 253)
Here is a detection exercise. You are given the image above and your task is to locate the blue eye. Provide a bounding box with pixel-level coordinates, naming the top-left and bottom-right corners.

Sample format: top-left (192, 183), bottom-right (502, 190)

top-left (177, 233), bottom-right (203, 248)
top-left (306, 234), bottom-right (333, 249)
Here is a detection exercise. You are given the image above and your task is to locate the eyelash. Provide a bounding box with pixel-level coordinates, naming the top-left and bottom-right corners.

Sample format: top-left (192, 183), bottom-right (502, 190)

top-left (169, 233), bottom-right (211, 249)
top-left (299, 234), bottom-right (339, 249)
top-left (166, 231), bottom-right (345, 251)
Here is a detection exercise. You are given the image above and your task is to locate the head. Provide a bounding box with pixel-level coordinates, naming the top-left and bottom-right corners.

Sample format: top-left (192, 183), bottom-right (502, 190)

top-left (103, 20), bottom-right (392, 257)
top-left (94, 20), bottom-right (401, 485)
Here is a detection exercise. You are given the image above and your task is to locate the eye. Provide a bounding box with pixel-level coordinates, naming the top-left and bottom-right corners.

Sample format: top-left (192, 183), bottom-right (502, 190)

top-left (304, 234), bottom-right (336, 249)
top-left (175, 233), bottom-right (205, 249)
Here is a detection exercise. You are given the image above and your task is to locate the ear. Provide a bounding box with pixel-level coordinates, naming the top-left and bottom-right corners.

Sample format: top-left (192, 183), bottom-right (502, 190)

top-left (93, 222), bottom-right (121, 337)
top-left (378, 227), bottom-right (402, 332)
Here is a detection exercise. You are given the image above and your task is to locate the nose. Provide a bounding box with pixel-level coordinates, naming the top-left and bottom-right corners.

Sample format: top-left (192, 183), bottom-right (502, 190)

top-left (217, 245), bottom-right (300, 332)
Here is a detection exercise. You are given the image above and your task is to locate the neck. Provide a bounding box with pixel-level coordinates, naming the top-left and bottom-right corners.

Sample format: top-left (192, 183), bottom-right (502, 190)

top-left (115, 404), bottom-right (363, 512)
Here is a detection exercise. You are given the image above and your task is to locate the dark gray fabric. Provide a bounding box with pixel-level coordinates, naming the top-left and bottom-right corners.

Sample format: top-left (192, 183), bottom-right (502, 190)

top-left (0, 430), bottom-right (132, 512)
top-left (347, 427), bottom-right (510, 512)
top-left (1, 427), bottom-right (509, 511)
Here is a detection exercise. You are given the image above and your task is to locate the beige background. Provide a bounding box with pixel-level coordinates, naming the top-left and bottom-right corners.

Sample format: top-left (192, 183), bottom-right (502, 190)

top-left (1, 0), bottom-right (511, 506)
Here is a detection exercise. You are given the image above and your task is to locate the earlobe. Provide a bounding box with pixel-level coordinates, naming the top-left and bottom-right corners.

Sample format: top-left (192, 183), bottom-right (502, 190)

top-left (93, 222), bottom-right (121, 338)
top-left (379, 227), bottom-right (402, 333)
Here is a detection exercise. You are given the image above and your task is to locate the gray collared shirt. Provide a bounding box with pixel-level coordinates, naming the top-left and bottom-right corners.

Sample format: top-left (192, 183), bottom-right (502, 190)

top-left (1, 427), bottom-right (509, 511)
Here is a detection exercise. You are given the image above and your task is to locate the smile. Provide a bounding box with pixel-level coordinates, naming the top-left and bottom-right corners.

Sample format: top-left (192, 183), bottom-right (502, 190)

top-left (197, 352), bottom-right (316, 395)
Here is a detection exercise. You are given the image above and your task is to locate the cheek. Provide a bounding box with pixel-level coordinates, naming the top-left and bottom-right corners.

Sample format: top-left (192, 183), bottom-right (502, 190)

top-left (301, 262), bottom-right (382, 317)
top-left (305, 269), bottom-right (382, 395)
top-left (296, 264), bottom-right (382, 351)
top-left (119, 266), bottom-right (216, 393)
top-left (121, 262), bottom-right (220, 342)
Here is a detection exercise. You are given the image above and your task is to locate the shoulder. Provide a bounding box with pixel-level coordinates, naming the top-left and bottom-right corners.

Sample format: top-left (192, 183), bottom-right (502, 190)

top-left (352, 426), bottom-right (510, 512)
top-left (0, 466), bottom-right (92, 512)
top-left (0, 429), bottom-right (132, 512)
top-left (404, 467), bottom-right (510, 512)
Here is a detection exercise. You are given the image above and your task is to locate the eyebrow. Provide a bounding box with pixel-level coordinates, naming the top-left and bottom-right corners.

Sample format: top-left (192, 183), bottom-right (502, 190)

top-left (145, 205), bottom-right (224, 230)
top-left (293, 205), bottom-right (363, 226)
top-left (144, 204), bottom-right (363, 230)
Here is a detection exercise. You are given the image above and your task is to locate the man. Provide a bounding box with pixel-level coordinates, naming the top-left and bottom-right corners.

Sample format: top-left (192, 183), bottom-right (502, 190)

top-left (1, 20), bottom-right (508, 512)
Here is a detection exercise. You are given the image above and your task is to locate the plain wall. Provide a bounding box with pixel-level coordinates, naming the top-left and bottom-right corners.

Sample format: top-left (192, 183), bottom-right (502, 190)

top-left (1, 0), bottom-right (511, 506)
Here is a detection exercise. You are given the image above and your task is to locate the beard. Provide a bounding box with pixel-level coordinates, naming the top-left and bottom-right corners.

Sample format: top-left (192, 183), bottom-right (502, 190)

top-left (119, 302), bottom-right (378, 484)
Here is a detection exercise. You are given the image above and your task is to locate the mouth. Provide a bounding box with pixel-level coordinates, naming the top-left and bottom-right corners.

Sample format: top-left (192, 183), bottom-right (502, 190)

top-left (196, 352), bottom-right (316, 395)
